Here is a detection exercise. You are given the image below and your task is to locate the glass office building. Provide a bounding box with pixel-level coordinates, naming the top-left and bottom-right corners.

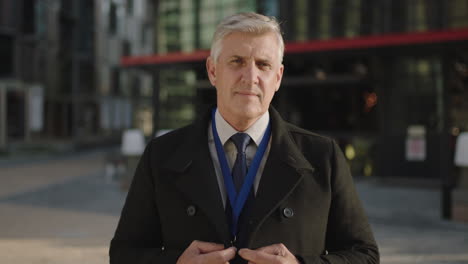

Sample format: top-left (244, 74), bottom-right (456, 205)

top-left (123, 0), bottom-right (468, 181)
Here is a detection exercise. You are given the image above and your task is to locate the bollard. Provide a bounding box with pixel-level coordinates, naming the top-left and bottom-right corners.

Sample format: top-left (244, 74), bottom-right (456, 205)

top-left (121, 129), bottom-right (146, 190)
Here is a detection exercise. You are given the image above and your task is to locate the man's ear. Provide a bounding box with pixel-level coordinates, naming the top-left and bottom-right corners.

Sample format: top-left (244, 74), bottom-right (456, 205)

top-left (206, 56), bottom-right (216, 86)
top-left (275, 64), bottom-right (284, 92)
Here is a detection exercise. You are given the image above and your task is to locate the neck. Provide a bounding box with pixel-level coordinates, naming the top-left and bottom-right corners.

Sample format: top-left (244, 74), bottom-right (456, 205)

top-left (227, 118), bottom-right (260, 132)
top-left (218, 109), bottom-right (263, 132)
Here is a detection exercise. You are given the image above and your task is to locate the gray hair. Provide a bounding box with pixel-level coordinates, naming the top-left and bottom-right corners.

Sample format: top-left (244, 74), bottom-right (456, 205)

top-left (210, 12), bottom-right (284, 63)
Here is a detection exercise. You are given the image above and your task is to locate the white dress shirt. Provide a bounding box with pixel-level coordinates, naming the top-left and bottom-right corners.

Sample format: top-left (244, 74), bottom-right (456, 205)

top-left (208, 109), bottom-right (271, 209)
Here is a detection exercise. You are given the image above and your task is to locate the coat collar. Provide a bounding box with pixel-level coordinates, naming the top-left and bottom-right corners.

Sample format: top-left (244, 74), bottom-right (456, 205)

top-left (162, 106), bottom-right (315, 245)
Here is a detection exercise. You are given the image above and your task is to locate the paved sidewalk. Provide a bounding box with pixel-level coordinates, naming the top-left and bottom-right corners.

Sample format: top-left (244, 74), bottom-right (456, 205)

top-left (0, 150), bottom-right (114, 199)
top-left (358, 180), bottom-right (468, 264)
top-left (0, 153), bottom-right (467, 263)
top-left (0, 151), bottom-right (126, 264)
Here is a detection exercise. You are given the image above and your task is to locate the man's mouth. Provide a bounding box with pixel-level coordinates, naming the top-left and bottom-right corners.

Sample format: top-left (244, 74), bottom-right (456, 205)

top-left (235, 91), bottom-right (258, 97)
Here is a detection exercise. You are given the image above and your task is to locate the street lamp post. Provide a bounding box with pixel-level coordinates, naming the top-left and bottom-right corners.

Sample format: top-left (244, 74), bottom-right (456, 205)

top-left (441, 130), bottom-right (454, 220)
top-left (0, 86), bottom-right (6, 151)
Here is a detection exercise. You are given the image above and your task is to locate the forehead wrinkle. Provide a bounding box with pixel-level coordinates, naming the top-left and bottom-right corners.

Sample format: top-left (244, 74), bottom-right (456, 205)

top-left (219, 32), bottom-right (280, 63)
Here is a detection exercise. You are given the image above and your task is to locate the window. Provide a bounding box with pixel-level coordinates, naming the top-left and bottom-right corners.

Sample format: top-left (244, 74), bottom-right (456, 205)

top-left (448, 51), bottom-right (468, 132)
top-left (180, 0), bottom-right (195, 52)
top-left (0, 0), bottom-right (18, 29)
top-left (109, 2), bottom-right (117, 35)
top-left (345, 0), bottom-right (362, 37)
top-left (7, 90), bottom-right (26, 139)
top-left (262, 0), bottom-right (279, 17)
top-left (78, 0), bottom-right (94, 52)
top-left (122, 40), bottom-right (131, 56)
top-left (317, 0), bottom-right (332, 39)
top-left (447, 0), bottom-right (468, 28)
top-left (22, 0), bottom-right (35, 34)
top-left (126, 0), bottom-right (133, 15)
top-left (159, 70), bottom-right (197, 129)
top-left (368, 0), bottom-right (386, 34)
top-left (157, 0), bottom-right (181, 52)
top-left (35, 0), bottom-right (48, 37)
top-left (389, 57), bottom-right (443, 133)
top-left (0, 34), bottom-right (13, 77)
top-left (295, 0), bottom-right (308, 41)
top-left (156, 0), bottom-right (257, 53)
top-left (407, 0), bottom-right (428, 32)
top-left (111, 68), bottom-right (120, 95)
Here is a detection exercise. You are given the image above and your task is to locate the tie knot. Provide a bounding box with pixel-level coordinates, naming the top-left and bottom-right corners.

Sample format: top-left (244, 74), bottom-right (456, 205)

top-left (230, 133), bottom-right (251, 153)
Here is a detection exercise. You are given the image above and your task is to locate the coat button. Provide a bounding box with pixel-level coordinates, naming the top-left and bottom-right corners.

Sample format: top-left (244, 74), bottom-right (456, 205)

top-left (283, 207), bottom-right (294, 218)
top-left (186, 205), bottom-right (196, 216)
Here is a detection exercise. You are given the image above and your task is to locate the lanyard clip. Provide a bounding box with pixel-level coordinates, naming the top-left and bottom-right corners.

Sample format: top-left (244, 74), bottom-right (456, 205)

top-left (230, 235), bottom-right (237, 247)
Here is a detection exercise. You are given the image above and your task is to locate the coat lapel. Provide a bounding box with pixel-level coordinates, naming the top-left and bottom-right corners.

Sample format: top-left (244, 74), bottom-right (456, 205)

top-left (162, 110), bottom-right (231, 244)
top-left (248, 108), bottom-right (315, 242)
top-left (160, 107), bottom-right (316, 246)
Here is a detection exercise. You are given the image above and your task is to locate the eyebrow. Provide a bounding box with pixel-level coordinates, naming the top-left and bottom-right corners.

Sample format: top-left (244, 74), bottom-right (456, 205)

top-left (228, 55), bottom-right (274, 62)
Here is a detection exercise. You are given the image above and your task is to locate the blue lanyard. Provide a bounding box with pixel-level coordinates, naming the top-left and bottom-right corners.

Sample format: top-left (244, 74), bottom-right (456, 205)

top-left (211, 108), bottom-right (271, 236)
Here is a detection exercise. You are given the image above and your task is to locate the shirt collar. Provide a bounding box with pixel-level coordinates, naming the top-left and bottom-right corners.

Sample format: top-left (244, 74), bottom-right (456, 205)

top-left (215, 109), bottom-right (269, 146)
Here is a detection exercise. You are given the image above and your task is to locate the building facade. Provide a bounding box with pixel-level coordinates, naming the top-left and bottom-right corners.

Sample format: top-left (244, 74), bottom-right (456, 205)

top-left (95, 0), bottom-right (155, 137)
top-left (0, 0), bottom-right (97, 151)
top-left (95, 0), bottom-right (155, 135)
top-left (0, 0), bottom-right (155, 154)
top-left (123, 0), bottom-right (468, 184)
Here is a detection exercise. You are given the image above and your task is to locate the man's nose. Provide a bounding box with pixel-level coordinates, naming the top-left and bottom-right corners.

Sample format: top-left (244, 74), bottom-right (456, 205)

top-left (241, 62), bottom-right (260, 85)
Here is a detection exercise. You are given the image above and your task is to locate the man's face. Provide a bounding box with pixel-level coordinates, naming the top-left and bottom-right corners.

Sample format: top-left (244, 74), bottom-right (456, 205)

top-left (206, 32), bottom-right (284, 127)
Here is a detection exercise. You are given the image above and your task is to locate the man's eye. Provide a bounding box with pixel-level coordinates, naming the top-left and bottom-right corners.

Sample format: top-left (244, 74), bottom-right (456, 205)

top-left (230, 59), bottom-right (242, 64)
top-left (257, 62), bottom-right (271, 69)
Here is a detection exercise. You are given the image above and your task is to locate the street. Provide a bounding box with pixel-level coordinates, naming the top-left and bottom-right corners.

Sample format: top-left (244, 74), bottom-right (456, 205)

top-left (358, 181), bottom-right (468, 264)
top-left (0, 151), bottom-right (467, 264)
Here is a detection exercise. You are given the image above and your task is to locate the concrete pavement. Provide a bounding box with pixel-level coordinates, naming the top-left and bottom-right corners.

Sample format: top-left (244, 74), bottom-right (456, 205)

top-left (0, 151), bottom-right (126, 264)
top-left (357, 180), bottom-right (468, 264)
top-left (0, 152), bottom-right (467, 263)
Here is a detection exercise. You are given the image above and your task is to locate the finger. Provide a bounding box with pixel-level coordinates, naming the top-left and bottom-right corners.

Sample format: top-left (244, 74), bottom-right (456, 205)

top-left (238, 248), bottom-right (256, 261)
top-left (202, 247), bottom-right (237, 263)
top-left (191, 240), bottom-right (225, 254)
top-left (239, 248), bottom-right (281, 263)
top-left (257, 243), bottom-right (288, 257)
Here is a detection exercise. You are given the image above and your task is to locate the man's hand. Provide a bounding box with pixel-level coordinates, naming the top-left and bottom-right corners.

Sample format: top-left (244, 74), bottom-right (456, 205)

top-left (176, 240), bottom-right (237, 264)
top-left (238, 243), bottom-right (300, 264)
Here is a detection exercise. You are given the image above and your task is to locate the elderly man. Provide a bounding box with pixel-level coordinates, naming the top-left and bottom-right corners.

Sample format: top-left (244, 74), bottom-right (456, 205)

top-left (110, 12), bottom-right (379, 264)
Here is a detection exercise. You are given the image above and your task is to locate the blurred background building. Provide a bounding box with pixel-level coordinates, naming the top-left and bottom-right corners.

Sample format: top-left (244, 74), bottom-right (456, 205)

top-left (122, 0), bottom-right (468, 184)
top-left (0, 0), bottom-right (154, 154)
top-left (1, 0), bottom-right (468, 185)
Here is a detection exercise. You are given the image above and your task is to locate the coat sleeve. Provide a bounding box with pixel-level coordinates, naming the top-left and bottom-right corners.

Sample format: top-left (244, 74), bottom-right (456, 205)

top-left (300, 140), bottom-right (379, 264)
top-left (109, 142), bottom-right (183, 263)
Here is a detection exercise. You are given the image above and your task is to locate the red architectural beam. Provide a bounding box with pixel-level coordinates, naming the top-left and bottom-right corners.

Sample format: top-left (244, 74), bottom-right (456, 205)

top-left (122, 28), bottom-right (468, 67)
top-left (286, 28), bottom-right (468, 54)
top-left (122, 49), bottom-right (210, 67)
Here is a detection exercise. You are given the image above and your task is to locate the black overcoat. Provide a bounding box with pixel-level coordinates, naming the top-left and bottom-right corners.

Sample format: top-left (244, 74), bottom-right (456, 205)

top-left (110, 107), bottom-right (379, 263)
